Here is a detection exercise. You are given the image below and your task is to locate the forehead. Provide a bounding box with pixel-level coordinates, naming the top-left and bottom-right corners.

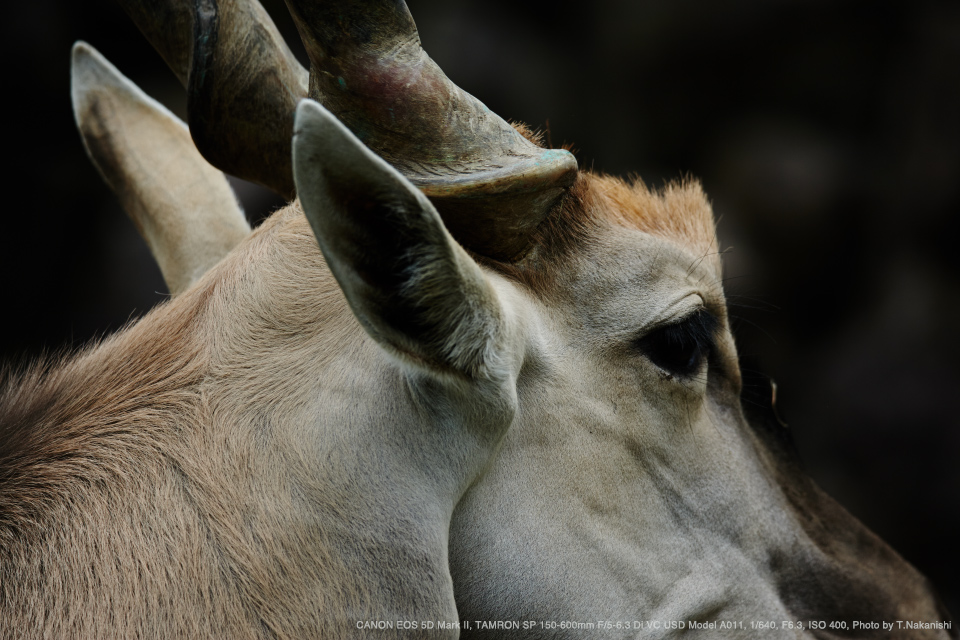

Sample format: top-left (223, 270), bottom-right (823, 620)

top-left (556, 226), bottom-right (726, 343)
top-left (529, 173), bottom-right (725, 316)
top-left (582, 173), bottom-right (719, 265)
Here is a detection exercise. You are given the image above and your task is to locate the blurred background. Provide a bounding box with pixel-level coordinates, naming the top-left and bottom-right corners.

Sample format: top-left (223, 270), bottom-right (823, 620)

top-left (2, 0), bottom-right (957, 613)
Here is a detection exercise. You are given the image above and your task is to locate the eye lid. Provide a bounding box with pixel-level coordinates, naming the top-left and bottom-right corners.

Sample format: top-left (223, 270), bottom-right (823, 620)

top-left (640, 306), bottom-right (720, 341)
top-left (633, 307), bottom-right (721, 378)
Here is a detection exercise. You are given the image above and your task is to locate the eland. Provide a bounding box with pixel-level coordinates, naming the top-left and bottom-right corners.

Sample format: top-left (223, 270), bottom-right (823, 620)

top-left (0, 0), bottom-right (954, 637)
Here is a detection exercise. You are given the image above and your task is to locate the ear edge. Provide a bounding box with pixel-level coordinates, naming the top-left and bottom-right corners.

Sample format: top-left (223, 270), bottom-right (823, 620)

top-left (292, 99), bottom-right (509, 381)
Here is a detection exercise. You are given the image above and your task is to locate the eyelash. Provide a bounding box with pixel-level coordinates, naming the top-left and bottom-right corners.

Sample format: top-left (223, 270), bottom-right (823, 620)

top-left (633, 309), bottom-right (719, 379)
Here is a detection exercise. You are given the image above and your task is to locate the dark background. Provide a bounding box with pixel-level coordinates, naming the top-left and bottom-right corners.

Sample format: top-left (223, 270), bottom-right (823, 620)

top-left (2, 0), bottom-right (957, 613)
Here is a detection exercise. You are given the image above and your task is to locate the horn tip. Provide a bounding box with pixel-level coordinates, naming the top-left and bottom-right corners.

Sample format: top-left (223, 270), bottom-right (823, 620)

top-left (416, 148), bottom-right (578, 199)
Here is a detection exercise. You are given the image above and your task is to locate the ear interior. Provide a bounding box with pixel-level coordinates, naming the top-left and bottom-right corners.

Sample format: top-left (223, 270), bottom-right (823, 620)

top-left (292, 99), bottom-right (505, 378)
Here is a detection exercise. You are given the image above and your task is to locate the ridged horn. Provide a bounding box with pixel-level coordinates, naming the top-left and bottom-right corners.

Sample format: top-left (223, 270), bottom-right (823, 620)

top-left (115, 0), bottom-right (308, 198)
top-left (281, 0), bottom-right (578, 260)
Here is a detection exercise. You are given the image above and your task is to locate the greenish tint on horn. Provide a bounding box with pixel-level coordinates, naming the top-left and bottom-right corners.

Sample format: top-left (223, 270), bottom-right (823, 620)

top-left (115, 0), bottom-right (308, 199)
top-left (117, 0), bottom-right (578, 258)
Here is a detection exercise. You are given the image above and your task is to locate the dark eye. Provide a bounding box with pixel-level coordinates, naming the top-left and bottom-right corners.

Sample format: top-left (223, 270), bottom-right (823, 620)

top-left (634, 309), bottom-right (719, 378)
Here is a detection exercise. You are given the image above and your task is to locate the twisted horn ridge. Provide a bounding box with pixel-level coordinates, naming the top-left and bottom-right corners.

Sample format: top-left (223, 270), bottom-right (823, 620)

top-left (119, 0), bottom-right (578, 258)
top-left (282, 0), bottom-right (578, 260)
top-left (116, 0), bottom-right (308, 198)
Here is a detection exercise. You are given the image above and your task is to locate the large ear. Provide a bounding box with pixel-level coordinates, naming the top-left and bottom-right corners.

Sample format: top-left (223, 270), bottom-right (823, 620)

top-left (292, 100), bottom-right (505, 379)
top-left (71, 42), bottom-right (251, 296)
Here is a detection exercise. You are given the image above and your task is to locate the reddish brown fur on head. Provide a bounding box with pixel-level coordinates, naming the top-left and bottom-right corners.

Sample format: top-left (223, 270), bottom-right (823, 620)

top-left (510, 121), bottom-right (546, 148)
top-left (580, 173), bottom-right (719, 259)
top-left (499, 172), bottom-right (720, 290)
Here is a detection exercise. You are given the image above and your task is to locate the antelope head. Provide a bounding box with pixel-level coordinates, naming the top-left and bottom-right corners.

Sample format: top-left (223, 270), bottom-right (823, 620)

top-left (49, 0), bottom-right (954, 635)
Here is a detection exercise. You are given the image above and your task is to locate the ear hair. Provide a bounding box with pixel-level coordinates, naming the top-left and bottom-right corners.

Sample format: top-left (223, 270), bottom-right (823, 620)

top-left (292, 100), bottom-right (506, 380)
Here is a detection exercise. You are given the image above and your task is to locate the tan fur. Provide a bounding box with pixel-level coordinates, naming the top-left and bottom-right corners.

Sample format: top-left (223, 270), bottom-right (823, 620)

top-left (449, 183), bottom-right (950, 637)
top-left (1, 202), bottom-right (517, 636)
top-left (0, 283), bottom-right (213, 635)
top-left (0, 210), bottom-right (332, 636)
top-left (2, 5), bottom-right (952, 637)
top-left (1, 186), bottom-right (951, 638)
